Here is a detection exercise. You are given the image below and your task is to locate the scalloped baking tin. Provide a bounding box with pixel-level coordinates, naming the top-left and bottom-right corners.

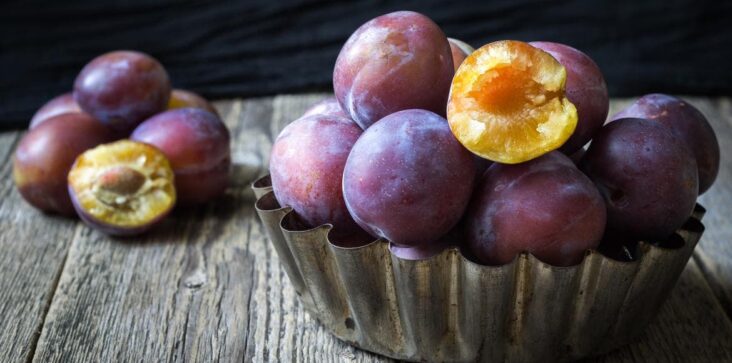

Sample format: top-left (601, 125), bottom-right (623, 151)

top-left (252, 175), bottom-right (705, 362)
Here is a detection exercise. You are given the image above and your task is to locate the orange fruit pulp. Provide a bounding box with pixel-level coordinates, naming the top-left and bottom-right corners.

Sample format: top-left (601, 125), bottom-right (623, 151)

top-left (447, 40), bottom-right (577, 164)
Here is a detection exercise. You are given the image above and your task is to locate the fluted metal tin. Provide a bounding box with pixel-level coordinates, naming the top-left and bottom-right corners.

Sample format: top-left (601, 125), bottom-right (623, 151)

top-left (252, 175), bottom-right (706, 362)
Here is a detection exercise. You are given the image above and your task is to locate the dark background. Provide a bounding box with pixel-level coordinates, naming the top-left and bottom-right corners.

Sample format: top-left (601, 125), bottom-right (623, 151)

top-left (1, 0), bottom-right (731, 130)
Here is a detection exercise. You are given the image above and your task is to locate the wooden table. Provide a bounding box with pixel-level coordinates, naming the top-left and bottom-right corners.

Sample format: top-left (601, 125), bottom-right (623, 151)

top-left (1, 94), bottom-right (731, 362)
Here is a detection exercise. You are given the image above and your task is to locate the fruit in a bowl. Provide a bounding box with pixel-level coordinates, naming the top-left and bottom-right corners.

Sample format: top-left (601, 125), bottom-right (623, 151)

top-left (333, 11), bottom-right (453, 129)
top-left (13, 113), bottom-right (113, 216)
top-left (465, 151), bottom-right (606, 266)
top-left (447, 40), bottom-right (578, 164)
top-left (29, 93), bottom-right (84, 129)
top-left (343, 109), bottom-right (475, 247)
top-left (579, 118), bottom-right (698, 241)
top-left (610, 94), bottom-right (719, 194)
top-left (448, 38), bottom-right (474, 71)
top-left (68, 140), bottom-right (176, 236)
top-left (131, 108), bottom-right (230, 205)
top-left (74, 50), bottom-right (171, 135)
top-left (168, 89), bottom-right (219, 117)
top-left (301, 96), bottom-right (349, 120)
top-left (269, 113), bottom-right (368, 244)
top-left (530, 41), bottom-right (609, 154)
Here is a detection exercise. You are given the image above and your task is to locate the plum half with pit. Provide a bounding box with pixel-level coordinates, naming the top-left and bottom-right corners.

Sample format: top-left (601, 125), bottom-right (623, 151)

top-left (68, 140), bottom-right (176, 236)
top-left (333, 11), bottom-right (454, 129)
top-left (13, 113), bottom-right (113, 216)
top-left (131, 108), bottom-right (231, 205)
top-left (579, 118), bottom-right (698, 241)
top-left (610, 94), bottom-right (719, 194)
top-left (74, 50), bottom-right (171, 135)
top-left (342, 109), bottom-right (476, 247)
top-left (465, 152), bottom-right (606, 266)
top-left (29, 93), bottom-right (84, 129)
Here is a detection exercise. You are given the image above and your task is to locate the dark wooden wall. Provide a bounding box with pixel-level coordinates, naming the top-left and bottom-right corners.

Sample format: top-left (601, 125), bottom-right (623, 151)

top-left (1, 0), bottom-right (731, 129)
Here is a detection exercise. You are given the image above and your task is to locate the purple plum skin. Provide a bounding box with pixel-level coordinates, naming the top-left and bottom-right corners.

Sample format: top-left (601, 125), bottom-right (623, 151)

top-left (301, 96), bottom-right (350, 120)
top-left (342, 109), bottom-right (476, 247)
top-left (131, 108), bottom-right (231, 204)
top-left (74, 50), bottom-right (171, 135)
top-left (579, 118), bottom-right (699, 241)
top-left (269, 114), bottom-right (368, 241)
top-left (13, 113), bottom-right (112, 215)
top-left (610, 93), bottom-right (719, 194)
top-left (530, 42), bottom-right (609, 154)
top-left (448, 38), bottom-right (472, 72)
top-left (333, 11), bottom-right (454, 129)
top-left (29, 93), bottom-right (84, 129)
top-left (465, 152), bottom-right (606, 267)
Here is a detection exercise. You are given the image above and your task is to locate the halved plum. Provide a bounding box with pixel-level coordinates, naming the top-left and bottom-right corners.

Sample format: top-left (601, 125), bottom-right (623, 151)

top-left (68, 140), bottom-right (176, 236)
top-left (448, 40), bottom-right (578, 164)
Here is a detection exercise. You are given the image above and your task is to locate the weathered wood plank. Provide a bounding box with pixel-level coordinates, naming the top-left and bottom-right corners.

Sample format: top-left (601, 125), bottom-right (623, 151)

top-left (690, 97), bottom-right (732, 318)
top-left (242, 94), bottom-right (387, 363)
top-left (0, 131), bottom-right (83, 363)
top-left (589, 260), bottom-right (732, 362)
top-left (26, 95), bottom-right (384, 363)
top-left (15, 94), bottom-right (732, 362)
top-left (31, 99), bottom-right (274, 362)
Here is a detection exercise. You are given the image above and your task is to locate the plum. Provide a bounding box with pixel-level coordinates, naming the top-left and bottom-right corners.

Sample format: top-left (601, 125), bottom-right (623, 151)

top-left (13, 113), bottom-right (113, 216)
top-left (448, 40), bottom-right (578, 164)
top-left (342, 109), bottom-right (475, 247)
top-left (389, 237), bottom-right (452, 260)
top-left (131, 108), bottom-right (230, 205)
top-left (568, 146), bottom-right (586, 165)
top-left (74, 50), bottom-right (171, 134)
top-left (269, 113), bottom-right (368, 243)
top-left (68, 140), bottom-right (176, 236)
top-left (300, 96), bottom-right (349, 120)
top-left (610, 94), bottom-right (719, 194)
top-left (473, 155), bottom-right (492, 180)
top-left (168, 89), bottom-right (219, 117)
top-left (333, 11), bottom-right (454, 129)
top-left (29, 93), bottom-right (84, 129)
top-left (530, 42), bottom-right (609, 154)
top-left (579, 118), bottom-right (698, 241)
top-left (448, 38), bottom-right (474, 71)
top-left (465, 152), bottom-right (606, 266)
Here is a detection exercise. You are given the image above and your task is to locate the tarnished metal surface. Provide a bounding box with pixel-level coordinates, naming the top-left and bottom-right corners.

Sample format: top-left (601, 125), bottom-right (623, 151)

top-left (252, 175), bottom-right (705, 362)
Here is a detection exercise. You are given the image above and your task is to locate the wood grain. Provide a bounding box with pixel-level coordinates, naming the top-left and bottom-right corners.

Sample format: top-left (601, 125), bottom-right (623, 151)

top-left (30, 95), bottom-right (385, 363)
top-left (691, 97), bottom-right (732, 318)
top-left (241, 94), bottom-right (387, 363)
top-left (31, 99), bottom-right (269, 362)
top-left (0, 131), bottom-right (83, 363)
top-left (2, 95), bottom-right (731, 362)
top-left (589, 260), bottom-right (732, 362)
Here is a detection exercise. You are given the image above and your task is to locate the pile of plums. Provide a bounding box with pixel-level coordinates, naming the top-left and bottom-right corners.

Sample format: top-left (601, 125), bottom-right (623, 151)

top-left (13, 51), bottom-right (231, 236)
top-left (270, 11), bottom-right (719, 266)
